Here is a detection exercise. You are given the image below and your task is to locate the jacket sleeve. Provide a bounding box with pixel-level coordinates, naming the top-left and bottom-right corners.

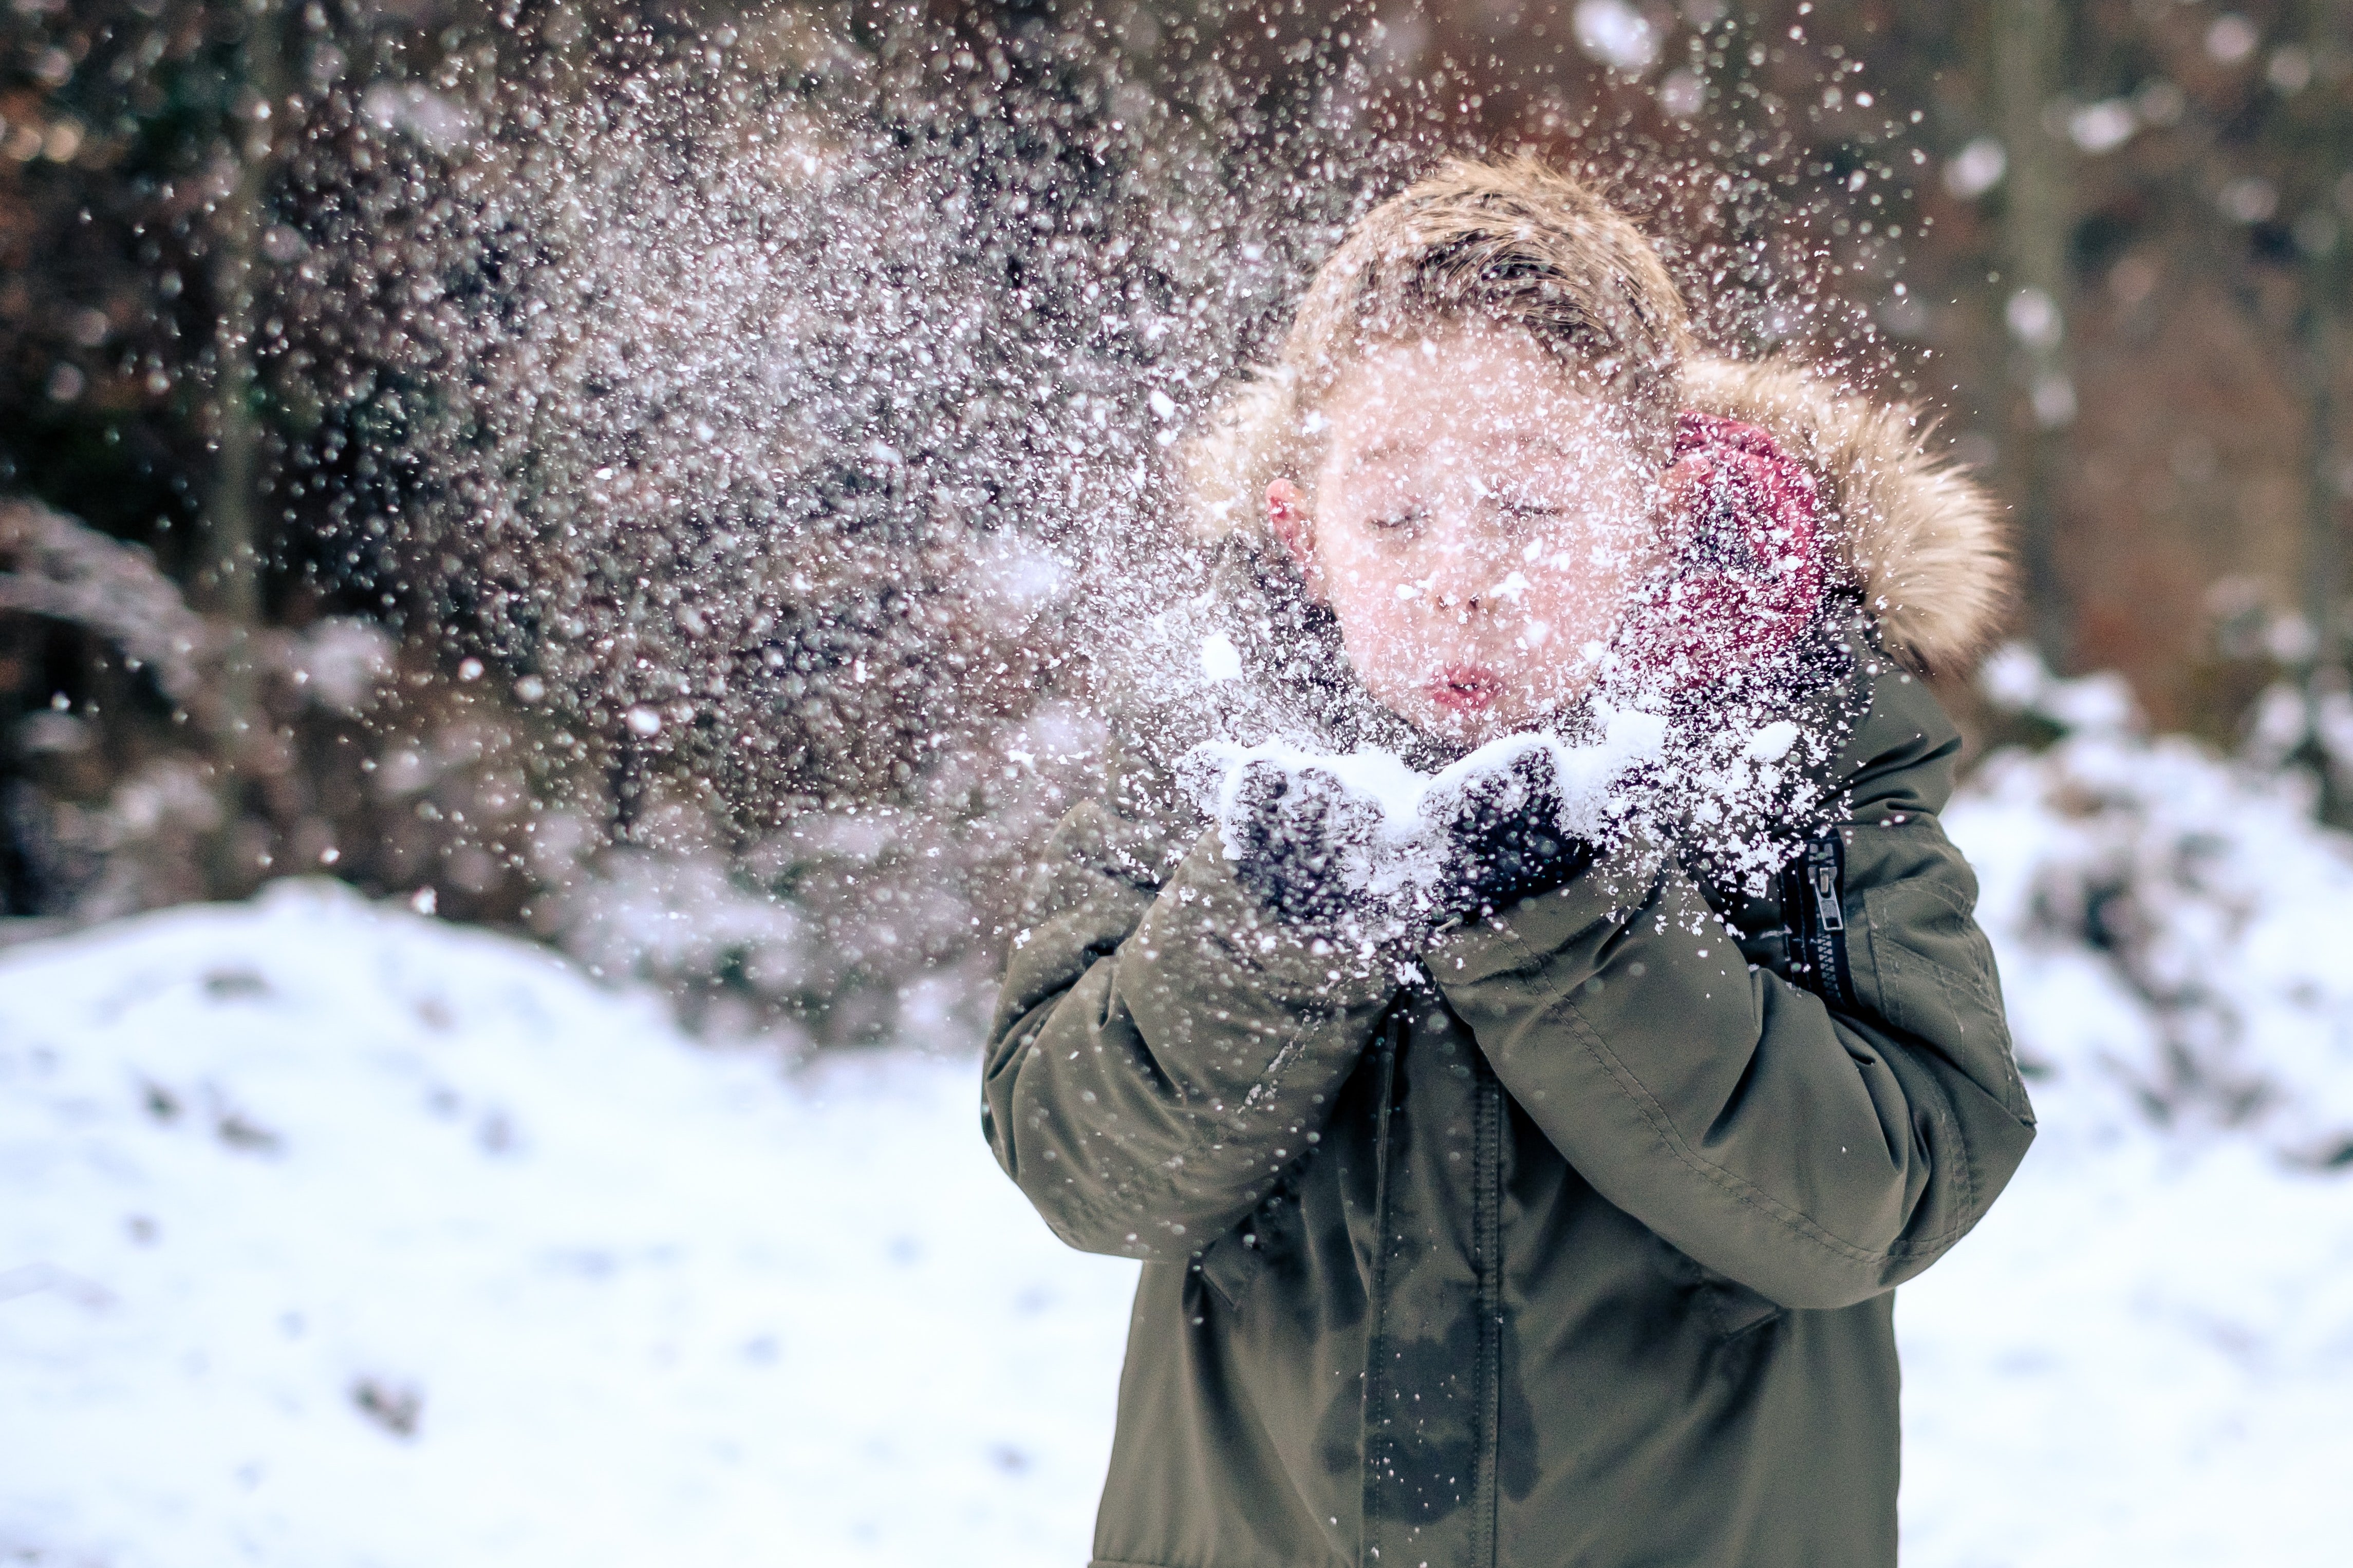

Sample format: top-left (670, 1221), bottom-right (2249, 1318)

top-left (1426, 673), bottom-right (2037, 1310)
top-left (982, 798), bottom-right (1403, 1260)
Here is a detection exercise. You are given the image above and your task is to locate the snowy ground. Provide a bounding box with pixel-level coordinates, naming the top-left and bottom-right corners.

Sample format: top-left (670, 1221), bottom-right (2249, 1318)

top-left (7, 728), bottom-right (2353, 1565)
top-left (0, 881), bottom-right (1137, 1567)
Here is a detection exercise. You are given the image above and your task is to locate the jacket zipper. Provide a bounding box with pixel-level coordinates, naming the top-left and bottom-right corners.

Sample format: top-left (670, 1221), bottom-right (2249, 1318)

top-left (1361, 1004), bottom-right (1404, 1566)
top-left (1471, 1040), bottom-right (1504, 1567)
top-left (1790, 828), bottom-right (1858, 1012)
top-left (1373, 1008), bottom-right (1401, 1220)
top-left (1362, 993), bottom-right (1506, 1566)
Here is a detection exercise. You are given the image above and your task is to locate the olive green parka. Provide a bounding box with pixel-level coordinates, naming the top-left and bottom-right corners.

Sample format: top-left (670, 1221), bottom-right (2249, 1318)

top-left (982, 359), bottom-right (2035, 1568)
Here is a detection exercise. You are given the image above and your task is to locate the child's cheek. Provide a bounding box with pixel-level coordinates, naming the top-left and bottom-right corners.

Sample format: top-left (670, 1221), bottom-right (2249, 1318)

top-left (1338, 590), bottom-right (1409, 675)
top-left (1332, 590), bottom-right (1429, 715)
top-left (1509, 567), bottom-right (1626, 689)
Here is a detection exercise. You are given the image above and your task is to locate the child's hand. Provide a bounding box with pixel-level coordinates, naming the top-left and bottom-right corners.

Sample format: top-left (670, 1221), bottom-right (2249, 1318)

top-left (1211, 742), bottom-right (1601, 937)
top-left (1425, 748), bottom-right (1594, 918)
top-left (1224, 761), bottom-right (1387, 931)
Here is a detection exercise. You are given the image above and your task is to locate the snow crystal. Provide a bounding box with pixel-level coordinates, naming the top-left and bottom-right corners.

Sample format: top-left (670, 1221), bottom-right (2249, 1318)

top-left (1743, 719), bottom-right (1800, 761)
top-left (2206, 13), bottom-right (2262, 64)
top-left (291, 619), bottom-right (396, 717)
top-left (1573, 0), bottom-right (1661, 73)
top-left (1943, 137), bottom-right (2007, 200)
top-left (1198, 633), bottom-right (1244, 684)
top-left (2066, 99), bottom-right (2139, 156)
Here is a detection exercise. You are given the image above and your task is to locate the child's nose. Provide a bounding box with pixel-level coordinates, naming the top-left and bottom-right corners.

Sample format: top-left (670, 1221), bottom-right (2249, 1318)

top-left (1418, 516), bottom-right (1512, 612)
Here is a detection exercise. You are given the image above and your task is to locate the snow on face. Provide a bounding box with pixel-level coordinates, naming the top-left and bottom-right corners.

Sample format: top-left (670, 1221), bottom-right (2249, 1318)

top-left (1277, 325), bottom-right (1665, 747)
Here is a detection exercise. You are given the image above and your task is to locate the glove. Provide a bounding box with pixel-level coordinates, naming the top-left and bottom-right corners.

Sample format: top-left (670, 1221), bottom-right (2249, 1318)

top-left (1223, 760), bottom-right (1388, 932)
top-left (1423, 747), bottom-right (1594, 919)
top-left (1628, 411), bottom-right (1828, 689)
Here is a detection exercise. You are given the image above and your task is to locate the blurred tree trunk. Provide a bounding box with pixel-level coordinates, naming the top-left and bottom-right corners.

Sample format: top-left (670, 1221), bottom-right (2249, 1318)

top-left (1993, 0), bottom-right (2075, 668)
top-left (1707, 7), bottom-right (1772, 361)
top-left (197, 1), bottom-right (291, 893)
top-left (2298, 0), bottom-right (2350, 819)
top-left (2305, 238), bottom-right (2343, 694)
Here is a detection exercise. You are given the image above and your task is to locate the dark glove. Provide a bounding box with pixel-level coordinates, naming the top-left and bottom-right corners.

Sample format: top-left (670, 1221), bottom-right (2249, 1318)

top-left (1424, 747), bottom-right (1594, 919)
top-left (1224, 761), bottom-right (1387, 931)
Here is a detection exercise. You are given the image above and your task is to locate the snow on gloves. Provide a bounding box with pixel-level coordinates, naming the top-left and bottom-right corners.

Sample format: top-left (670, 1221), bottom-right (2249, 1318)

top-left (1183, 709), bottom-right (1669, 939)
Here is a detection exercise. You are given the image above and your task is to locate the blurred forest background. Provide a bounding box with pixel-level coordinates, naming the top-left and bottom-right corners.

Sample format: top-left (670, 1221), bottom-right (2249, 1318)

top-left (2, 0), bottom-right (2347, 1047)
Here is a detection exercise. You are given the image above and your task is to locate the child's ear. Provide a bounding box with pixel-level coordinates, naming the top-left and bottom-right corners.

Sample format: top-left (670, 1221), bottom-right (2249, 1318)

top-left (1266, 479), bottom-right (1322, 596)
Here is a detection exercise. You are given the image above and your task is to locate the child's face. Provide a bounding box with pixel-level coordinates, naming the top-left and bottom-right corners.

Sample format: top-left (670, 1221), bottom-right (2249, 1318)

top-left (1269, 325), bottom-right (1664, 747)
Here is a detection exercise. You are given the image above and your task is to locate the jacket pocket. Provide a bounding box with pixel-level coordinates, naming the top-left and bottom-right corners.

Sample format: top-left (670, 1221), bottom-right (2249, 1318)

top-left (1195, 1177), bottom-right (1316, 1314)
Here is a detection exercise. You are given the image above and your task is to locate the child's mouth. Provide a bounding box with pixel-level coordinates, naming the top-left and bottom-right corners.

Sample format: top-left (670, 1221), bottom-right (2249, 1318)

top-left (1427, 666), bottom-right (1502, 713)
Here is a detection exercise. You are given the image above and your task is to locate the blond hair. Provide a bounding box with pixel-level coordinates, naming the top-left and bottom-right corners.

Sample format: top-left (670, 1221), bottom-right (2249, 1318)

top-left (1183, 155), bottom-right (1695, 542)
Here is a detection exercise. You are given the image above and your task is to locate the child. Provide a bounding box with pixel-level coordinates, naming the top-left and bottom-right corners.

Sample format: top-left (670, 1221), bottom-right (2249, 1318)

top-left (983, 156), bottom-right (2033, 1568)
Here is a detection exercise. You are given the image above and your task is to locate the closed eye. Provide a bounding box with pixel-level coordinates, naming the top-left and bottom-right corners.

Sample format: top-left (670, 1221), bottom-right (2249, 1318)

top-left (1494, 492), bottom-right (1564, 520)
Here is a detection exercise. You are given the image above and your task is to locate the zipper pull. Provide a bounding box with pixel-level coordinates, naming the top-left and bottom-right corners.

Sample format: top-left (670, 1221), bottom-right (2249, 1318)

top-left (1807, 840), bottom-right (1844, 932)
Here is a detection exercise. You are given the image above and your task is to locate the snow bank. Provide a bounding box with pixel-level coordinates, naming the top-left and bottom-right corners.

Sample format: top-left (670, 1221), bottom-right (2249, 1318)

top-left (0, 880), bottom-right (1136, 1567)
top-left (1896, 1129), bottom-right (2353, 1566)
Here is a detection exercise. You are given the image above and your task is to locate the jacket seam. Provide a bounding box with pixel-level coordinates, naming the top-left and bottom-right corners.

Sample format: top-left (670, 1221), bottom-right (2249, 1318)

top-left (1434, 895), bottom-right (1618, 987)
top-left (999, 994), bottom-right (1327, 1254)
top-left (1482, 897), bottom-right (1989, 1267)
top-left (1862, 887), bottom-right (2031, 1124)
top-left (1559, 990), bottom-right (1990, 1261)
top-left (1118, 852), bottom-right (1391, 1173)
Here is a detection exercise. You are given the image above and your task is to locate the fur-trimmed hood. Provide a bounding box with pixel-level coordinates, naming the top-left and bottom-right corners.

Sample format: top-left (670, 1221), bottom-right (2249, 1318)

top-left (1183, 355), bottom-right (2011, 677)
top-left (1680, 357), bottom-right (2009, 675)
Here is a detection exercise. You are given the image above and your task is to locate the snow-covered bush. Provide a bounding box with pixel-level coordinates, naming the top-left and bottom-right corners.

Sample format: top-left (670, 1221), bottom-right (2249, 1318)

top-left (1, 509), bottom-right (1075, 1050)
top-left (4, 502), bottom-right (363, 918)
top-left (1952, 648), bottom-right (2353, 1166)
top-left (526, 694), bottom-right (1104, 1050)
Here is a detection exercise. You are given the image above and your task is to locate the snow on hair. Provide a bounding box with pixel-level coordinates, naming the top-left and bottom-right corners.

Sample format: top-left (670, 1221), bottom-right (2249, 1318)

top-left (1182, 154), bottom-right (1695, 547)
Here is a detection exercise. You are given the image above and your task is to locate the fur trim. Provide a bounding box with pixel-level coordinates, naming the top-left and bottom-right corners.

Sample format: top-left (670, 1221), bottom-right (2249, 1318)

top-left (1682, 356), bottom-right (2011, 675)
